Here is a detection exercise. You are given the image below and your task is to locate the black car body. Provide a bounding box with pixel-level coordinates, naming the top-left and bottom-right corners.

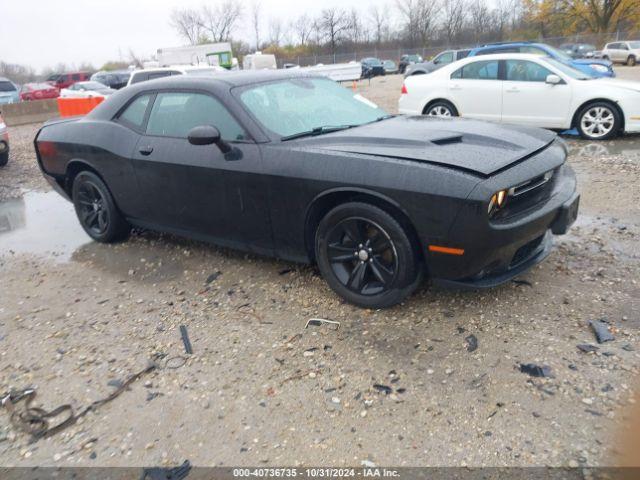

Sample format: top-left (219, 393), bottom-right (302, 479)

top-left (361, 58), bottom-right (386, 78)
top-left (405, 49), bottom-right (471, 77)
top-left (34, 72), bottom-right (579, 307)
top-left (91, 70), bottom-right (131, 90)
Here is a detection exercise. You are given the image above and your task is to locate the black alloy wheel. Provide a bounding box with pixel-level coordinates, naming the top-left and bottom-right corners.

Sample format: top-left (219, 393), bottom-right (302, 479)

top-left (316, 202), bottom-right (421, 308)
top-left (72, 171), bottom-right (130, 242)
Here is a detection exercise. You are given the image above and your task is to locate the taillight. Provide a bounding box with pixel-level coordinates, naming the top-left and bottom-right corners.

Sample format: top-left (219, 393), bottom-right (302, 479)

top-left (401, 83), bottom-right (408, 94)
top-left (38, 141), bottom-right (58, 160)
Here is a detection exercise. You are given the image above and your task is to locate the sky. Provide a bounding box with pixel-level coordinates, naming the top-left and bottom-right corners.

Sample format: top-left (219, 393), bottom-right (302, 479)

top-left (0, 0), bottom-right (388, 72)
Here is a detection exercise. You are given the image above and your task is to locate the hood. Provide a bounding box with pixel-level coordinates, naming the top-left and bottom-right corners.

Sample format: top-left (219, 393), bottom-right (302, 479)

top-left (296, 116), bottom-right (558, 176)
top-left (592, 78), bottom-right (640, 92)
top-left (573, 58), bottom-right (611, 67)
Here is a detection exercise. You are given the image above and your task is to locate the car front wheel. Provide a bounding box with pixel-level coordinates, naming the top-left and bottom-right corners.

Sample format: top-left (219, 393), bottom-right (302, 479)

top-left (423, 100), bottom-right (458, 117)
top-left (628, 55), bottom-right (637, 66)
top-left (315, 202), bottom-right (422, 308)
top-left (576, 102), bottom-right (621, 140)
top-left (72, 171), bottom-right (130, 243)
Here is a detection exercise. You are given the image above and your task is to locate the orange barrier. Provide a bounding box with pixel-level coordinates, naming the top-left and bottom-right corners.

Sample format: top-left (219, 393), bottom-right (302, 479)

top-left (57, 96), bottom-right (104, 117)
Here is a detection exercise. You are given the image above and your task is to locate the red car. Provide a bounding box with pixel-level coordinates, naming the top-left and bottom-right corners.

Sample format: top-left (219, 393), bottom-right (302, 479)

top-left (46, 71), bottom-right (92, 90)
top-left (20, 82), bottom-right (60, 101)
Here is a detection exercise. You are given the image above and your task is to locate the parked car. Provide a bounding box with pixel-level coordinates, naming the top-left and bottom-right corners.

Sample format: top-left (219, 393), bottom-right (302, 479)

top-left (60, 81), bottom-right (115, 98)
top-left (468, 42), bottom-right (615, 77)
top-left (382, 60), bottom-right (398, 74)
top-left (0, 114), bottom-right (8, 166)
top-left (20, 82), bottom-right (59, 101)
top-left (46, 72), bottom-right (92, 90)
top-left (361, 58), bottom-right (385, 78)
top-left (0, 77), bottom-right (20, 105)
top-left (399, 53), bottom-right (640, 140)
top-left (399, 54), bottom-right (423, 74)
top-left (35, 71), bottom-right (579, 308)
top-left (559, 43), bottom-right (597, 59)
top-left (405, 49), bottom-right (471, 77)
top-left (601, 41), bottom-right (640, 66)
top-left (91, 70), bottom-right (131, 90)
top-left (127, 65), bottom-right (227, 86)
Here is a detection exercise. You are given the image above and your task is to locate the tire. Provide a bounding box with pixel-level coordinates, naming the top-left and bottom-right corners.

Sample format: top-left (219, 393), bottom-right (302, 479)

top-left (575, 101), bottom-right (621, 141)
top-left (315, 202), bottom-right (422, 308)
top-left (72, 170), bottom-right (130, 243)
top-left (602, 55), bottom-right (610, 61)
top-left (0, 151), bottom-right (8, 167)
top-left (423, 100), bottom-right (458, 117)
top-left (627, 55), bottom-right (636, 66)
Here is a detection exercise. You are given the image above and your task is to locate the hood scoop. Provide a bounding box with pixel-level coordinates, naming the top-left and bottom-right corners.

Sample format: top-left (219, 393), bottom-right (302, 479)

top-left (431, 135), bottom-right (463, 146)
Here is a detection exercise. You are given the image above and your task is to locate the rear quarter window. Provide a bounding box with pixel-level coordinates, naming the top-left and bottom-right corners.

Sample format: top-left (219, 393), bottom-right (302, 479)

top-left (117, 94), bottom-right (152, 130)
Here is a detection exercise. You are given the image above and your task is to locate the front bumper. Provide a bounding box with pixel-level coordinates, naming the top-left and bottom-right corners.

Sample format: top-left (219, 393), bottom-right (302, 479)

top-left (428, 162), bottom-right (579, 287)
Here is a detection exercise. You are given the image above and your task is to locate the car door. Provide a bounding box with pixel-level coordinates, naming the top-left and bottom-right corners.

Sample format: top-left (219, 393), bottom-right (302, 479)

top-left (448, 59), bottom-right (502, 121)
top-left (130, 90), bottom-right (272, 252)
top-left (501, 59), bottom-right (572, 128)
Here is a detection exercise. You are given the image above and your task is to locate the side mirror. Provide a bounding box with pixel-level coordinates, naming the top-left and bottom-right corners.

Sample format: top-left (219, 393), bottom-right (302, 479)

top-left (546, 74), bottom-right (562, 85)
top-left (188, 125), bottom-right (232, 154)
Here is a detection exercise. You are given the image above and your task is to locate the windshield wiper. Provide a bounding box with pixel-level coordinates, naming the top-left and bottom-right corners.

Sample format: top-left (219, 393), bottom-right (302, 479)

top-left (280, 124), bottom-right (358, 141)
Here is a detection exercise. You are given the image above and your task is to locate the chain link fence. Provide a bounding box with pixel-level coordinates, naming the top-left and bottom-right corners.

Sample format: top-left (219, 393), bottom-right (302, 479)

top-left (276, 31), bottom-right (640, 68)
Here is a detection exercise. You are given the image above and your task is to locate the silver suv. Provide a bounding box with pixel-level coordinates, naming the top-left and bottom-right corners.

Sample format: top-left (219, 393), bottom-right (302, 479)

top-left (602, 41), bottom-right (640, 66)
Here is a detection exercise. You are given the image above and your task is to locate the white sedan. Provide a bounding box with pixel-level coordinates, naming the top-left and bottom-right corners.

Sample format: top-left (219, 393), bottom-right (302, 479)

top-left (60, 81), bottom-right (115, 98)
top-left (398, 53), bottom-right (640, 140)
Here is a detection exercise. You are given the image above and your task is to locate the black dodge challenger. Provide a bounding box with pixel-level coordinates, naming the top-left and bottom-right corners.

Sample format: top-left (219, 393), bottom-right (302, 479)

top-left (34, 71), bottom-right (579, 308)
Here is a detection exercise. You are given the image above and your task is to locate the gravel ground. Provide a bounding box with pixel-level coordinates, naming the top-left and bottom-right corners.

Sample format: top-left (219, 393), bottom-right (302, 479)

top-left (0, 69), bottom-right (639, 468)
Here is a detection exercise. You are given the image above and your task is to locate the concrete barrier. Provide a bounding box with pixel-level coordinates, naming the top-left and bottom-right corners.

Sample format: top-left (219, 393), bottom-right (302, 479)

top-left (0, 99), bottom-right (60, 126)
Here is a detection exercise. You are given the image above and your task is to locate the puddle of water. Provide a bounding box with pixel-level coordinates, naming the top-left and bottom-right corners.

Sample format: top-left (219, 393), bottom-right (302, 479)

top-left (0, 191), bottom-right (91, 262)
top-left (565, 135), bottom-right (640, 159)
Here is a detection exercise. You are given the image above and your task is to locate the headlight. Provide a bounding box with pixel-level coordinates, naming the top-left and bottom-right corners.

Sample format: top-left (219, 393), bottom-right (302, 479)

top-left (590, 64), bottom-right (609, 72)
top-left (488, 189), bottom-right (508, 216)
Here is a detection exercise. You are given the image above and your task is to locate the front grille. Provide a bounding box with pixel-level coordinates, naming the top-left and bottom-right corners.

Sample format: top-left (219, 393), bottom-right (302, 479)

top-left (511, 235), bottom-right (544, 267)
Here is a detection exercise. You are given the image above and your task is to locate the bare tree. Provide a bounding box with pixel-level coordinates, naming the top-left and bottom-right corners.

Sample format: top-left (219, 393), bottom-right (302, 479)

top-left (292, 14), bottom-right (313, 46)
top-left (468, 0), bottom-right (493, 42)
top-left (441, 0), bottom-right (468, 43)
top-left (268, 18), bottom-right (284, 47)
top-left (198, 1), bottom-right (243, 42)
top-left (396, 0), bottom-right (440, 47)
top-left (369, 5), bottom-right (389, 45)
top-left (320, 7), bottom-right (350, 54)
top-left (251, 1), bottom-right (261, 50)
top-left (346, 8), bottom-right (364, 45)
top-left (170, 7), bottom-right (203, 45)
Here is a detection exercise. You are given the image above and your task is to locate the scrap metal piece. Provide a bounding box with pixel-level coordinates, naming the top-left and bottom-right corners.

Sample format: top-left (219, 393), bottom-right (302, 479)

top-left (577, 344), bottom-right (599, 353)
top-left (305, 318), bottom-right (341, 330)
top-left (465, 334), bottom-right (478, 352)
top-left (589, 320), bottom-right (614, 344)
top-left (180, 325), bottom-right (193, 354)
top-left (141, 460), bottom-right (192, 480)
top-left (519, 363), bottom-right (553, 378)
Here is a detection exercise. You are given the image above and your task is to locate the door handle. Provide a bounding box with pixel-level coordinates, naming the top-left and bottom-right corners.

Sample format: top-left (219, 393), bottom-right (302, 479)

top-left (138, 146), bottom-right (153, 156)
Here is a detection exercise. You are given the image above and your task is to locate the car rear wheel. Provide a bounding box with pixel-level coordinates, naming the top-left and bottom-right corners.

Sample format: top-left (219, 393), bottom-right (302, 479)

top-left (0, 152), bottom-right (8, 167)
top-left (72, 171), bottom-right (130, 243)
top-left (315, 202), bottom-right (421, 308)
top-left (423, 100), bottom-right (458, 117)
top-left (576, 102), bottom-right (621, 141)
top-left (628, 55), bottom-right (637, 66)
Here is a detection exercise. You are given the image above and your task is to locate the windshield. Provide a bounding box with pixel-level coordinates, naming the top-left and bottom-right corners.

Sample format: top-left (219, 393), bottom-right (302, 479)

top-left (81, 81), bottom-right (108, 90)
top-left (546, 45), bottom-right (573, 61)
top-left (629, 41), bottom-right (640, 49)
top-left (545, 58), bottom-right (592, 79)
top-left (238, 77), bottom-right (387, 138)
top-left (0, 81), bottom-right (16, 92)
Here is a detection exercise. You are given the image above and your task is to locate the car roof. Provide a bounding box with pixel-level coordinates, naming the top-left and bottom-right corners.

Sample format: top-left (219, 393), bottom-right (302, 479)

top-left (444, 53), bottom-right (555, 65)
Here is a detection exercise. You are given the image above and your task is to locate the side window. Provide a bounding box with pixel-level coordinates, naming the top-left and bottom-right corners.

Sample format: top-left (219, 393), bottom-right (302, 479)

top-left (147, 71), bottom-right (174, 81)
top-left (453, 60), bottom-right (499, 80)
top-left (435, 52), bottom-right (454, 64)
top-left (457, 50), bottom-right (471, 59)
top-left (146, 92), bottom-right (246, 141)
top-left (118, 94), bottom-right (152, 130)
top-left (72, 73), bottom-right (81, 81)
top-left (505, 60), bottom-right (553, 82)
top-left (620, 43), bottom-right (629, 50)
top-left (521, 46), bottom-right (545, 55)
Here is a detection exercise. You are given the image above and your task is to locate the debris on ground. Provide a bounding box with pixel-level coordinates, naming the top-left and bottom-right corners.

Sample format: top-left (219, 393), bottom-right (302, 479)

top-left (305, 318), bottom-right (341, 330)
top-left (205, 271), bottom-right (222, 284)
top-left (278, 268), bottom-right (295, 275)
top-left (577, 344), bottom-right (599, 353)
top-left (589, 320), bottom-right (615, 343)
top-left (372, 384), bottom-right (392, 395)
top-left (519, 363), bottom-right (553, 378)
top-left (180, 325), bottom-right (193, 354)
top-left (465, 334), bottom-right (478, 352)
top-left (142, 460), bottom-right (192, 480)
top-left (1, 359), bottom-right (158, 440)
top-left (512, 279), bottom-right (533, 287)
